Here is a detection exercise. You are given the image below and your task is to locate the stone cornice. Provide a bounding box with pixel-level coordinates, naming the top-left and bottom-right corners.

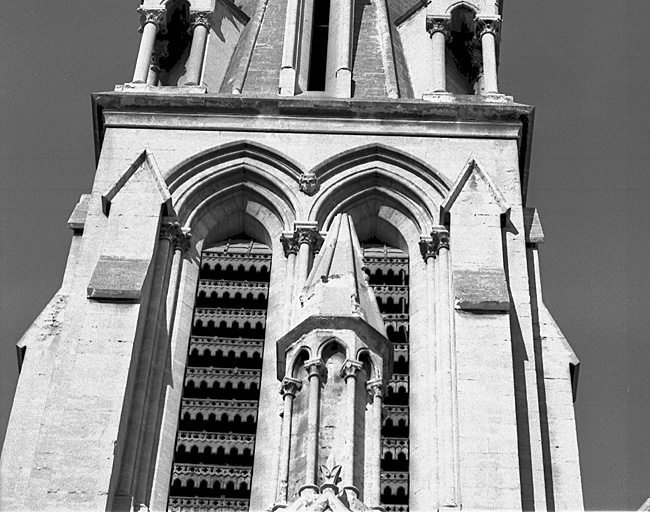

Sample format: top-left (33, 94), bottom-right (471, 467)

top-left (92, 94), bottom-right (535, 204)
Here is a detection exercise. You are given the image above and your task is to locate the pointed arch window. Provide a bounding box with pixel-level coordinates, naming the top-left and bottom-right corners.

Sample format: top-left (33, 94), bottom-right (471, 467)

top-left (362, 238), bottom-right (410, 512)
top-left (167, 236), bottom-right (271, 512)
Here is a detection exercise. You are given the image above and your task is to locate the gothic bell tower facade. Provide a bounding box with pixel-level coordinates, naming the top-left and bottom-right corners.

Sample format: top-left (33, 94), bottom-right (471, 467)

top-left (1, 0), bottom-right (584, 511)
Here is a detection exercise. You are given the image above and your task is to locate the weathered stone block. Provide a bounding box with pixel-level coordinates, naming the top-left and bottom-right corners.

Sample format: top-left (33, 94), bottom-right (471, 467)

top-left (454, 267), bottom-right (510, 311)
top-left (87, 256), bottom-right (151, 301)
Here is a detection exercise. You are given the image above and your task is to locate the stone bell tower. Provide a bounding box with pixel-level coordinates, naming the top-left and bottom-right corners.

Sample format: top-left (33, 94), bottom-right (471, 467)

top-left (1, 0), bottom-right (584, 511)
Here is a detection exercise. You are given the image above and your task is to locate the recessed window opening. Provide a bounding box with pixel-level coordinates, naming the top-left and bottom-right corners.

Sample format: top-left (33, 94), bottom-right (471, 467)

top-left (168, 234), bottom-right (271, 510)
top-left (307, 0), bottom-right (331, 91)
top-left (447, 6), bottom-right (481, 94)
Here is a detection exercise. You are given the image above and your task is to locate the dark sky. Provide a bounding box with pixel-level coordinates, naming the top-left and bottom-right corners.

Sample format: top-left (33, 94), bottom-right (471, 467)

top-left (1, 1), bottom-right (649, 510)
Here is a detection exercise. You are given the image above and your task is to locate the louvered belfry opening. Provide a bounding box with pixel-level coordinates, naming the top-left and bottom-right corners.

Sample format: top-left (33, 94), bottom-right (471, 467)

top-left (362, 239), bottom-right (410, 512)
top-left (168, 236), bottom-right (271, 512)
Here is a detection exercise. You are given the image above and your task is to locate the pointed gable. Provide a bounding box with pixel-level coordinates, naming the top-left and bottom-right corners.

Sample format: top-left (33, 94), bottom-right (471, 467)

top-left (445, 159), bottom-right (510, 311)
top-left (88, 151), bottom-right (172, 301)
top-left (299, 214), bottom-right (386, 333)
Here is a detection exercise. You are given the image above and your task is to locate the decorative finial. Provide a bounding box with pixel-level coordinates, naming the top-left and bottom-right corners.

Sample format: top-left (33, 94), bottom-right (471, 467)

top-left (319, 463), bottom-right (342, 487)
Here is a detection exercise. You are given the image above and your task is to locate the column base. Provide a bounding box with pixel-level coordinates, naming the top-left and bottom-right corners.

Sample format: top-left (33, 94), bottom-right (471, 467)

top-left (298, 484), bottom-right (320, 497)
top-left (438, 505), bottom-right (462, 511)
top-left (279, 67), bottom-right (297, 96)
top-left (479, 92), bottom-right (514, 103)
top-left (114, 83), bottom-right (208, 94)
top-left (422, 91), bottom-right (452, 102)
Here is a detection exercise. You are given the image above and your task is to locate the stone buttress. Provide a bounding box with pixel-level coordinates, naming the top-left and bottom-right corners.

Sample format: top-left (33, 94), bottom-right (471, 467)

top-left (0, 0), bottom-right (584, 511)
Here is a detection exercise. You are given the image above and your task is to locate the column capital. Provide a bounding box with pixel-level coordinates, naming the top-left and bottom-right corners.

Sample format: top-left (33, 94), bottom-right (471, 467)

top-left (432, 227), bottom-right (450, 254)
top-left (476, 16), bottom-right (502, 40)
top-left (426, 15), bottom-right (451, 37)
top-left (295, 226), bottom-right (324, 252)
top-left (340, 359), bottom-right (363, 381)
top-left (280, 232), bottom-right (300, 257)
top-left (366, 378), bottom-right (384, 400)
top-left (137, 7), bottom-right (166, 32)
top-left (419, 227), bottom-right (449, 260)
top-left (189, 10), bottom-right (214, 31)
top-left (305, 359), bottom-right (325, 380)
top-left (419, 236), bottom-right (437, 262)
top-left (160, 221), bottom-right (192, 253)
top-left (280, 377), bottom-right (303, 398)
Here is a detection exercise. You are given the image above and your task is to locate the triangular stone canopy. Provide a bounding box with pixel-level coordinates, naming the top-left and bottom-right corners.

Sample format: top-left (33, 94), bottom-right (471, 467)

top-left (101, 150), bottom-right (172, 216)
top-left (441, 158), bottom-right (511, 219)
top-left (275, 214), bottom-right (392, 381)
top-left (298, 213), bottom-right (385, 334)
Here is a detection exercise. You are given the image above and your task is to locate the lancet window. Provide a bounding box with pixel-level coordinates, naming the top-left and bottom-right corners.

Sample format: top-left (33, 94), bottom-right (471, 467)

top-left (362, 240), bottom-right (410, 512)
top-left (446, 6), bottom-right (481, 94)
top-left (280, 0), bottom-right (353, 96)
top-left (167, 237), bottom-right (271, 512)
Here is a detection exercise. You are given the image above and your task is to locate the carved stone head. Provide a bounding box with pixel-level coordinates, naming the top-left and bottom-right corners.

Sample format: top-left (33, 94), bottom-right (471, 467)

top-left (299, 173), bottom-right (320, 196)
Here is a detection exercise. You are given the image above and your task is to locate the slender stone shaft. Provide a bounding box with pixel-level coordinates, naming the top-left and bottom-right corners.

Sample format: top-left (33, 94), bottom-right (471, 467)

top-left (150, 230), bottom-right (191, 508)
top-left (365, 379), bottom-right (383, 506)
top-left (305, 360), bottom-right (323, 486)
top-left (426, 249), bottom-right (440, 503)
top-left (481, 31), bottom-right (498, 94)
top-left (424, 16), bottom-right (449, 97)
top-left (434, 228), bottom-right (460, 508)
top-left (431, 31), bottom-right (447, 92)
top-left (337, 0), bottom-right (353, 91)
top-left (419, 235), bottom-right (440, 507)
top-left (284, 252), bottom-right (297, 327)
top-left (341, 360), bottom-right (362, 488)
top-left (279, 0), bottom-right (300, 94)
top-left (292, 226), bottom-right (322, 322)
top-left (276, 378), bottom-right (302, 504)
top-left (116, 224), bottom-right (175, 505)
top-left (281, 232), bottom-right (299, 330)
top-left (146, 52), bottom-right (162, 86)
top-left (184, 13), bottom-right (212, 86)
top-left (133, 12), bottom-right (163, 83)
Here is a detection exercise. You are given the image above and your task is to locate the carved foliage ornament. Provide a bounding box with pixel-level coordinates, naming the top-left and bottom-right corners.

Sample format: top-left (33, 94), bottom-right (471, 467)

top-left (160, 222), bottom-right (192, 252)
top-left (299, 173), bottom-right (320, 196)
top-left (432, 228), bottom-right (450, 253)
top-left (305, 359), bottom-right (326, 380)
top-left (280, 377), bottom-right (303, 398)
top-left (280, 232), bottom-right (300, 257)
top-left (189, 11), bottom-right (214, 31)
top-left (296, 227), bottom-right (324, 252)
top-left (419, 237), bottom-right (437, 262)
top-left (340, 359), bottom-right (363, 381)
top-left (366, 379), bottom-right (384, 401)
top-left (476, 17), bottom-right (502, 40)
top-left (138, 7), bottom-right (166, 32)
top-left (419, 228), bottom-right (450, 261)
top-left (426, 16), bottom-right (451, 37)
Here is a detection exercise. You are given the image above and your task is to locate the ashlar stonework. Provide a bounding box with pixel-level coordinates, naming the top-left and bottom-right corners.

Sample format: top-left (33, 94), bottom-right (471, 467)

top-left (0, 0), bottom-right (583, 511)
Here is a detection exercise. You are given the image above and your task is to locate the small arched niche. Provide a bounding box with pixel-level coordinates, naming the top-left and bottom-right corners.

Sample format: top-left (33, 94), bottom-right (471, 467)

top-left (446, 5), bottom-right (482, 94)
top-left (156, 0), bottom-right (193, 86)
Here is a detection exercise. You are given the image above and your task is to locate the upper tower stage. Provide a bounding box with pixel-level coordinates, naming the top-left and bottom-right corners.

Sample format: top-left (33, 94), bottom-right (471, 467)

top-left (125, 0), bottom-right (508, 100)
